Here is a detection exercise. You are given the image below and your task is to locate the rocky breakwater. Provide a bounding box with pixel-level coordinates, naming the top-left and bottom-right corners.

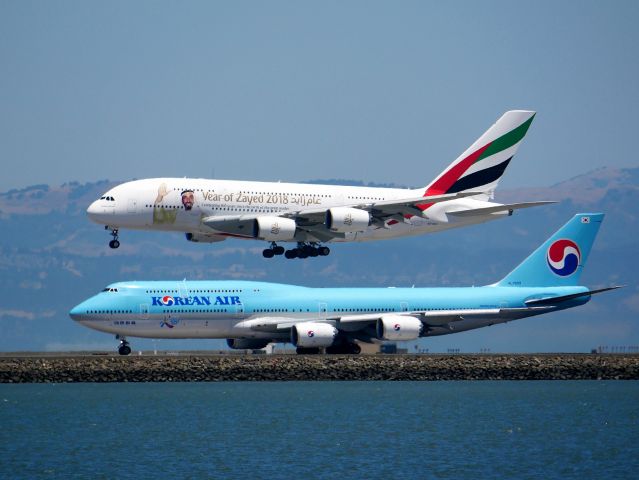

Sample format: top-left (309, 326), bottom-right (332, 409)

top-left (1, 354), bottom-right (638, 382)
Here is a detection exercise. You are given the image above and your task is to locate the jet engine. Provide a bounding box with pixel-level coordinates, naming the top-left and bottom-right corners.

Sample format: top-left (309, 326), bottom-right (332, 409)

top-left (185, 232), bottom-right (226, 243)
top-left (253, 217), bottom-right (297, 241)
top-left (376, 315), bottom-right (423, 341)
top-left (325, 207), bottom-right (370, 233)
top-left (226, 338), bottom-right (270, 350)
top-left (291, 322), bottom-right (338, 348)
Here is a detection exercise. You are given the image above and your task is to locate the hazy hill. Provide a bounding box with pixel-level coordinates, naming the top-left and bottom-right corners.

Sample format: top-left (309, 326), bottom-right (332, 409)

top-left (0, 167), bottom-right (637, 352)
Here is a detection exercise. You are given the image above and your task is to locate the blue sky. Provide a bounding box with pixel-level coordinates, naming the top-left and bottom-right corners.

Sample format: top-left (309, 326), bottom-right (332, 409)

top-left (1, 1), bottom-right (638, 191)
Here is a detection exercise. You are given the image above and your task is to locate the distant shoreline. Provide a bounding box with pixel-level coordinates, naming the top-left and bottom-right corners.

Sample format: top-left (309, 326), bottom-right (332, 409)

top-left (1, 354), bottom-right (638, 382)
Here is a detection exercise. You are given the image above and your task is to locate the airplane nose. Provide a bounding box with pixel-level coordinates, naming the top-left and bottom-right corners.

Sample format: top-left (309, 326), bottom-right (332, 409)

top-left (86, 200), bottom-right (102, 223)
top-left (69, 304), bottom-right (83, 321)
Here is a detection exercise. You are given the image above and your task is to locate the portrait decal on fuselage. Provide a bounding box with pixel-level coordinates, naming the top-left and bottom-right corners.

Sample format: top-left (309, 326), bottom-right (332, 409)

top-left (152, 182), bottom-right (178, 225)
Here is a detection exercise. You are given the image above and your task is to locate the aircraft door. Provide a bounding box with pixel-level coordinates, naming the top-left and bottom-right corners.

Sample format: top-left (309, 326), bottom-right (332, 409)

top-left (318, 302), bottom-right (327, 319)
top-left (178, 281), bottom-right (188, 298)
top-left (127, 198), bottom-right (138, 214)
top-left (400, 302), bottom-right (409, 312)
top-left (235, 303), bottom-right (244, 318)
top-left (139, 304), bottom-right (149, 319)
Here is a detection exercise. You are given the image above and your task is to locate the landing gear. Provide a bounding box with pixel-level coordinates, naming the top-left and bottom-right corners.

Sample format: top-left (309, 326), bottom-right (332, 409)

top-left (117, 336), bottom-right (131, 356)
top-left (326, 342), bottom-right (362, 354)
top-left (106, 226), bottom-right (120, 249)
top-left (296, 347), bottom-right (321, 354)
top-left (283, 243), bottom-right (330, 260)
top-left (262, 242), bottom-right (285, 258)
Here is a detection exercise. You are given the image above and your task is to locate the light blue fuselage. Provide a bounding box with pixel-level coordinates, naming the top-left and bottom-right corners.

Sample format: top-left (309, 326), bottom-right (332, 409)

top-left (70, 280), bottom-right (590, 342)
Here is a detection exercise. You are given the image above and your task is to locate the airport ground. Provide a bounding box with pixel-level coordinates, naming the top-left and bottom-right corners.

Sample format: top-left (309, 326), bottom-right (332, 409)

top-left (1, 353), bottom-right (638, 382)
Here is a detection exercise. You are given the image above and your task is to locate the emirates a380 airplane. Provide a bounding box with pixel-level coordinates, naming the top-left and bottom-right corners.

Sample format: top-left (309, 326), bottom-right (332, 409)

top-left (87, 110), bottom-right (552, 259)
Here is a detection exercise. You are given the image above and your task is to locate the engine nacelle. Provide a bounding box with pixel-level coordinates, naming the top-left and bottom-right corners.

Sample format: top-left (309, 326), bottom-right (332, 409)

top-left (226, 338), bottom-right (270, 350)
top-left (185, 232), bottom-right (226, 243)
top-left (291, 322), bottom-right (338, 348)
top-left (325, 207), bottom-right (370, 233)
top-left (253, 216), bottom-right (297, 241)
top-left (376, 315), bottom-right (423, 341)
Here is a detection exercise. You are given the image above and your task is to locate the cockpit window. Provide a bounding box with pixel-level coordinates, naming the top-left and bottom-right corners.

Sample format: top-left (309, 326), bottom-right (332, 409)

top-left (99, 196), bottom-right (115, 201)
top-left (101, 288), bottom-right (118, 292)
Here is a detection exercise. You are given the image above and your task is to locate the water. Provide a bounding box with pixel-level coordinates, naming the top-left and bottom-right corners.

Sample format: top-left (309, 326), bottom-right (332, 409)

top-left (1, 381), bottom-right (638, 479)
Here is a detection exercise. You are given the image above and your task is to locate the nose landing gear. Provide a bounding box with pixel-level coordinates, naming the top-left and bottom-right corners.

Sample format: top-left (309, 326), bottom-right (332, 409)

top-left (116, 335), bottom-right (131, 355)
top-left (106, 226), bottom-right (120, 249)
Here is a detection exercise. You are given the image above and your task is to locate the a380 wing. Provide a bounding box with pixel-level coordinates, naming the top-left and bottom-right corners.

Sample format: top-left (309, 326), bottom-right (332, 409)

top-left (286, 191), bottom-right (479, 229)
top-left (201, 215), bottom-right (257, 238)
top-left (201, 191), bottom-right (478, 239)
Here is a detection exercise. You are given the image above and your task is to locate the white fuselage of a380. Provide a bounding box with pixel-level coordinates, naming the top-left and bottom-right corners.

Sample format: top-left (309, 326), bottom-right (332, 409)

top-left (87, 110), bottom-right (553, 258)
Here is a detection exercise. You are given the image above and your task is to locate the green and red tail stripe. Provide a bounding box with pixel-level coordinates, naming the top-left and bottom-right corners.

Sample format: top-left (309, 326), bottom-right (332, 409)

top-left (417, 112), bottom-right (535, 211)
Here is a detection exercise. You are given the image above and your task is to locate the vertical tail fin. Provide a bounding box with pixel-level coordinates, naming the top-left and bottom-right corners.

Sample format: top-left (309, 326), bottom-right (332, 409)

top-left (423, 110), bottom-right (536, 200)
top-left (496, 213), bottom-right (604, 287)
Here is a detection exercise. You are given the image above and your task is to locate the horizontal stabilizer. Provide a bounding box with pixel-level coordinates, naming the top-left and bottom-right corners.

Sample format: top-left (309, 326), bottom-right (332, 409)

top-left (448, 201), bottom-right (557, 218)
top-left (524, 286), bottom-right (623, 306)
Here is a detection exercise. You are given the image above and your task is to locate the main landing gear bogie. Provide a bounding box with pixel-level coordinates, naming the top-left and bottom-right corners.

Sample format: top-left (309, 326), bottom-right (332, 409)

top-left (295, 342), bottom-right (362, 355)
top-left (106, 226), bottom-right (120, 249)
top-left (265, 242), bottom-right (330, 260)
top-left (262, 242), bottom-right (286, 258)
top-left (326, 342), bottom-right (362, 355)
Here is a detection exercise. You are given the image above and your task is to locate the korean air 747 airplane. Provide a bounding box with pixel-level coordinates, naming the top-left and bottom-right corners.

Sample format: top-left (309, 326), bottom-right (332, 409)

top-left (86, 110), bottom-right (554, 259)
top-left (71, 214), bottom-right (620, 355)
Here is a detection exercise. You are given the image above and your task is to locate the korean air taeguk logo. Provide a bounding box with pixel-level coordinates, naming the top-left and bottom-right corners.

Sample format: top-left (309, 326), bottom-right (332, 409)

top-left (161, 295), bottom-right (175, 306)
top-left (547, 239), bottom-right (581, 276)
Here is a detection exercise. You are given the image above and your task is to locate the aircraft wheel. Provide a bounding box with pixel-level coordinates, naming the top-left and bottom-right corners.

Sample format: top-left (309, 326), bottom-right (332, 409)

top-left (262, 249), bottom-right (275, 258)
top-left (273, 246), bottom-right (285, 255)
top-left (349, 343), bottom-right (361, 354)
top-left (309, 248), bottom-right (319, 257)
top-left (118, 345), bottom-right (131, 356)
top-left (109, 240), bottom-right (120, 249)
top-left (319, 246), bottom-right (330, 256)
top-left (298, 251), bottom-right (308, 259)
top-left (285, 249), bottom-right (297, 259)
top-left (296, 347), bottom-right (321, 354)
